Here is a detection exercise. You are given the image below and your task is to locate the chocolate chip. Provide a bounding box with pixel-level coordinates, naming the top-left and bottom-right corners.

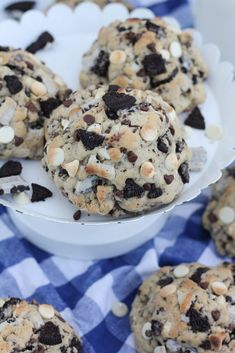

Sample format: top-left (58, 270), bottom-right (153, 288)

top-left (184, 107), bottom-right (205, 130)
top-left (157, 277), bottom-right (173, 287)
top-left (91, 50), bottom-right (110, 77)
top-left (83, 114), bottom-right (95, 125)
top-left (147, 43), bottom-right (156, 53)
top-left (26, 31), bottom-right (54, 54)
top-left (199, 340), bottom-right (211, 350)
top-left (192, 74), bottom-right (198, 85)
top-left (147, 188), bottom-right (162, 199)
top-left (4, 75), bottom-right (23, 94)
top-left (169, 126), bottom-right (175, 136)
top-left (40, 98), bottom-right (60, 118)
top-left (146, 20), bottom-right (165, 37)
top-left (142, 54), bottom-right (166, 76)
top-left (164, 175), bottom-right (174, 185)
top-left (157, 138), bottom-right (168, 153)
top-left (63, 99), bottom-right (73, 107)
top-left (178, 162), bottom-right (190, 184)
top-left (123, 178), bottom-right (144, 199)
top-left (208, 212), bottom-right (218, 223)
top-left (75, 129), bottom-right (105, 150)
top-left (139, 102), bottom-right (149, 111)
top-left (31, 183), bottom-right (52, 202)
top-left (143, 183), bottom-right (153, 191)
top-left (73, 210), bottom-right (81, 221)
top-left (5, 1), bottom-right (35, 13)
top-left (0, 160), bottom-right (22, 178)
top-left (211, 310), bottom-right (220, 322)
top-left (186, 305), bottom-right (210, 332)
top-left (127, 151), bottom-right (138, 163)
top-left (151, 320), bottom-right (163, 335)
top-left (125, 32), bottom-right (141, 45)
top-left (26, 101), bottom-right (38, 112)
top-left (34, 345), bottom-right (45, 353)
top-left (151, 67), bottom-right (179, 88)
top-left (39, 322), bottom-right (62, 346)
top-left (190, 267), bottom-right (209, 284)
top-left (136, 68), bottom-right (147, 77)
top-left (103, 91), bottom-right (136, 112)
top-left (200, 281), bottom-right (209, 290)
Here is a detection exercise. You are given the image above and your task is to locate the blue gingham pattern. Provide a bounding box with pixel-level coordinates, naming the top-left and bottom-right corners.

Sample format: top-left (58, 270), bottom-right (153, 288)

top-left (0, 1), bottom-right (222, 353)
top-left (0, 191), bottom-right (228, 353)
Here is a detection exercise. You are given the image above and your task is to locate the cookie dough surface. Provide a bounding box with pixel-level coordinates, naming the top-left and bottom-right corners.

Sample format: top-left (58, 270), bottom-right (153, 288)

top-left (131, 262), bottom-right (235, 353)
top-left (203, 167), bottom-right (235, 257)
top-left (80, 18), bottom-right (208, 113)
top-left (43, 85), bottom-right (190, 216)
top-left (55, 0), bottom-right (132, 9)
top-left (0, 297), bottom-right (83, 353)
top-left (0, 47), bottom-right (67, 160)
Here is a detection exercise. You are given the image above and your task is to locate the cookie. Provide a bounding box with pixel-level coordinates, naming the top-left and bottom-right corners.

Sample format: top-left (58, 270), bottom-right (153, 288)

top-left (80, 18), bottom-right (208, 114)
top-left (131, 262), bottom-right (235, 353)
top-left (55, 0), bottom-right (132, 9)
top-left (203, 167), bottom-right (235, 257)
top-left (42, 85), bottom-right (191, 216)
top-left (0, 297), bottom-right (83, 353)
top-left (0, 47), bottom-right (67, 160)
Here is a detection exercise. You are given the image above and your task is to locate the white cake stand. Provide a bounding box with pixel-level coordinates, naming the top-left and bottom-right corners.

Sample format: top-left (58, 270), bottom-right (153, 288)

top-left (0, 4), bottom-right (234, 259)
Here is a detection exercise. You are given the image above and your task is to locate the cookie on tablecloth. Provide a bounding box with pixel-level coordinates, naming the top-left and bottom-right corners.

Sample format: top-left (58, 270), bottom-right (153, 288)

top-left (0, 47), bottom-right (67, 159)
top-left (42, 85), bottom-right (191, 216)
top-left (131, 262), bottom-right (235, 353)
top-left (203, 166), bottom-right (235, 257)
top-left (0, 297), bottom-right (83, 353)
top-left (80, 18), bottom-right (208, 113)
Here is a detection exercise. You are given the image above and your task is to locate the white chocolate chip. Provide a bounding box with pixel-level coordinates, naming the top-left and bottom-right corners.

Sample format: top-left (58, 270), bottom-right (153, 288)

top-left (111, 302), bottom-right (128, 317)
top-left (218, 207), bottom-right (235, 224)
top-left (140, 124), bottom-right (158, 142)
top-left (13, 192), bottom-right (30, 206)
top-left (211, 281), bottom-right (228, 295)
top-left (31, 81), bottom-right (47, 97)
top-left (160, 284), bottom-right (177, 297)
top-left (165, 153), bottom-right (179, 171)
top-left (110, 50), bottom-right (126, 65)
top-left (177, 290), bottom-right (186, 305)
top-left (140, 161), bottom-right (155, 179)
top-left (154, 346), bottom-right (167, 353)
top-left (61, 119), bottom-right (69, 130)
top-left (173, 265), bottom-right (189, 278)
top-left (0, 126), bottom-right (15, 144)
top-left (167, 108), bottom-right (176, 122)
top-left (48, 147), bottom-right (64, 166)
top-left (160, 49), bottom-right (170, 61)
top-left (206, 124), bottom-right (223, 141)
top-left (163, 322), bottom-right (172, 336)
top-left (39, 304), bottom-right (55, 319)
top-left (0, 97), bottom-right (17, 125)
top-left (98, 148), bottom-right (111, 160)
top-left (142, 322), bottom-right (152, 340)
top-left (62, 160), bottom-right (79, 178)
top-left (170, 41), bottom-right (182, 58)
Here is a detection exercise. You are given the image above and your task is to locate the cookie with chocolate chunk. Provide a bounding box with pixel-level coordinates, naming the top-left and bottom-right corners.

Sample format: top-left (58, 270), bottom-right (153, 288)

top-left (131, 262), bottom-right (235, 353)
top-left (80, 18), bottom-right (208, 114)
top-left (0, 48), bottom-right (67, 159)
top-left (0, 297), bottom-right (83, 353)
top-left (42, 85), bottom-right (190, 216)
top-left (203, 166), bottom-right (235, 257)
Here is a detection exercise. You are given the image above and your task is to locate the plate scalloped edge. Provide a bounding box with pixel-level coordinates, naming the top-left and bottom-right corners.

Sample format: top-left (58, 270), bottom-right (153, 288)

top-left (0, 4), bottom-right (234, 224)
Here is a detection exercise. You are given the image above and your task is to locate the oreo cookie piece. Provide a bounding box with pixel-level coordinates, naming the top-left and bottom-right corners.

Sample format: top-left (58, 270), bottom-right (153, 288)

top-left (0, 160), bottom-right (22, 178)
top-left (184, 107), bottom-right (206, 130)
top-left (142, 54), bottom-right (166, 76)
top-left (26, 31), bottom-right (55, 54)
top-left (75, 129), bottom-right (105, 150)
top-left (103, 91), bottom-right (136, 113)
top-left (4, 75), bottom-right (23, 94)
top-left (31, 183), bottom-right (52, 202)
top-left (5, 1), bottom-right (35, 14)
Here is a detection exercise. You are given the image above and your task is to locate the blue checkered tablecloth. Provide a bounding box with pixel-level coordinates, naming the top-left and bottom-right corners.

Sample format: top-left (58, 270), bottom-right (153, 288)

top-left (0, 1), bottom-right (227, 353)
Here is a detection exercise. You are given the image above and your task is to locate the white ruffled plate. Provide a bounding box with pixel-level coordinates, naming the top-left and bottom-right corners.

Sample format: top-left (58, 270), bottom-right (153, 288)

top-left (0, 3), bottom-right (234, 226)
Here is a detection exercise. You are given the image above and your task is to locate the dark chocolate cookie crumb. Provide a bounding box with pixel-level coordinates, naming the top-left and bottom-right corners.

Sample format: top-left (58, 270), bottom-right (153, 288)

top-left (151, 320), bottom-right (163, 335)
top-left (91, 50), bottom-right (110, 77)
top-left (146, 20), bottom-right (166, 37)
top-left (186, 305), bottom-right (210, 332)
top-left (31, 183), bottom-right (53, 202)
top-left (211, 310), bottom-right (220, 322)
top-left (4, 75), bottom-right (23, 94)
top-left (200, 340), bottom-right (211, 350)
top-left (73, 210), bottom-right (81, 221)
top-left (142, 54), bottom-right (166, 76)
top-left (11, 185), bottom-right (30, 194)
top-left (151, 67), bottom-right (179, 88)
top-left (40, 97), bottom-right (60, 118)
top-left (190, 267), bottom-right (209, 284)
top-left (0, 160), bottom-right (22, 178)
top-left (157, 138), bottom-right (168, 153)
top-left (26, 31), bottom-right (54, 54)
top-left (69, 337), bottom-right (83, 353)
top-left (75, 129), bottom-right (105, 150)
top-left (178, 162), bottom-right (190, 184)
top-left (5, 1), bottom-right (35, 13)
top-left (147, 188), bottom-right (162, 199)
top-left (123, 178), bottom-right (144, 199)
top-left (184, 107), bottom-right (205, 130)
top-left (39, 322), bottom-right (62, 346)
top-left (157, 276), bottom-right (173, 288)
top-left (103, 91), bottom-right (136, 112)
